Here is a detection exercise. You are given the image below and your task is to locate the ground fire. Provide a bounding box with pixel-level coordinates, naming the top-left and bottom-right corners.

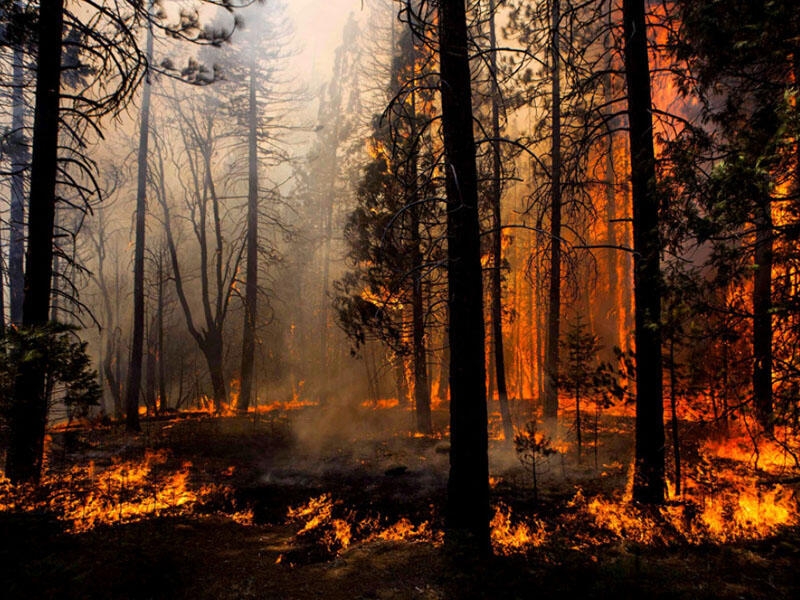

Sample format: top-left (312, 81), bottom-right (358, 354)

top-left (3, 0), bottom-right (800, 598)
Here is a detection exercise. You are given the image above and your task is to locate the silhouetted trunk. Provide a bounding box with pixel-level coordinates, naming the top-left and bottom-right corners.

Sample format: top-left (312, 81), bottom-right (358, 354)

top-left (543, 0), bottom-right (561, 423)
top-left (411, 207), bottom-right (431, 433)
top-left (669, 337), bottom-right (681, 496)
top-left (604, 72), bottom-right (621, 350)
top-left (575, 382), bottom-right (582, 462)
top-left (5, 0), bottom-right (64, 483)
top-left (204, 329), bottom-right (227, 410)
top-left (145, 320), bottom-right (157, 414)
top-left (623, 0), bottom-right (665, 505)
top-left (157, 250), bottom-right (167, 411)
top-left (9, 30), bottom-right (27, 325)
top-left (437, 323), bottom-right (450, 403)
top-left (407, 67), bottom-right (432, 434)
top-left (752, 200), bottom-right (773, 432)
top-left (125, 7), bottom-right (154, 432)
top-left (439, 0), bottom-right (490, 554)
top-left (239, 59), bottom-right (259, 412)
top-left (488, 0), bottom-right (513, 442)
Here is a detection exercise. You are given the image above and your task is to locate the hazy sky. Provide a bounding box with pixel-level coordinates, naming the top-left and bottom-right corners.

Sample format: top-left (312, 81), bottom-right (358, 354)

top-left (286, 0), bottom-right (366, 83)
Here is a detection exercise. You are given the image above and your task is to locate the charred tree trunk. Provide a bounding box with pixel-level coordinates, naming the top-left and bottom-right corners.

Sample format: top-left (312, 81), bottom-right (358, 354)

top-left (204, 330), bottom-right (227, 411)
top-left (437, 322), bottom-right (450, 403)
top-left (488, 0), bottom-right (513, 443)
top-left (5, 0), bottom-right (64, 483)
top-left (408, 70), bottom-right (432, 434)
top-left (9, 27), bottom-right (27, 325)
top-left (752, 200), bottom-right (773, 432)
top-left (623, 0), bottom-right (665, 505)
top-left (124, 7), bottom-right (154, 432)
top-left (239, 59), bottom-right (259, 413)
top-left (157, 250), bottom-right (166, 411)
top-left (145, 318), bottom-right (157, 414)
top-left (543, 0), bottom-right (562, 424)
top-left (669, 337), bottom-right (681, 496)
top-left (439, 0), bottom-right (490, 554)
top-left (411, 208), bottom-right (431, 434)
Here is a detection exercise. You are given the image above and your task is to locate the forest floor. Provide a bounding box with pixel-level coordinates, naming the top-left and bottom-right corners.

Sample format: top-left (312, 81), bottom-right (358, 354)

top-left (2, 400), bottom-right (800, 599)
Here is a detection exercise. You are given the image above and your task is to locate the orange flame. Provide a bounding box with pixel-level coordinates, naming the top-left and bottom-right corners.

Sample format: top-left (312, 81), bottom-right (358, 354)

top-left (490, 503), bottom-right (547, 555)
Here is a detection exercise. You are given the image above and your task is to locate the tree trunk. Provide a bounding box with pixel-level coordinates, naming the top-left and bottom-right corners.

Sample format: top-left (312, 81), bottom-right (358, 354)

top-left (9, 27), bottom-right (27, 325)
top-left (411, 229), bottom-right (431, 433)
top-left (124, 6), bottom-right (154, 432)
top-left (437, 323), bottom-right (450, 403)
top-left (488, 0), bottom-right (513, 443)
top-left (239, 59), bottom-right (259, 412)
top-left (543, 0), bottom-right (562, 424)
top-left (623, 0), bottom-right (666, 505)
top-left (669, 337), bottom-right (681, 496)
top-left (145, 320), bottom-right (157, 414)
top-left (752, 200), bottom-right (773, 431)
top-left (204, 330), bottom-right (228, 410)
top-left (439, 0), bottom-right (490, 554)
top-left (5, 0), bottom-right (64, 483)
top-left (407, 61), bottom-right (433, 434)
top-left (157, 250), bottom-right (167, 411)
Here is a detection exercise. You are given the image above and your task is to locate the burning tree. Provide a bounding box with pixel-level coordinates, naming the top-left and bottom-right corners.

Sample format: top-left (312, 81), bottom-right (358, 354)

top-left (336, 2), bottom-right (443, 434)
top-left (666, 0), bottom-right (800, 435)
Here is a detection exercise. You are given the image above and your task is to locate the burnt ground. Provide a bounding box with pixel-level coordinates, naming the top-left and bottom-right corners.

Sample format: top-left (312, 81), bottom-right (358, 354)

top-left (2, 402), bottom-right (800, 599)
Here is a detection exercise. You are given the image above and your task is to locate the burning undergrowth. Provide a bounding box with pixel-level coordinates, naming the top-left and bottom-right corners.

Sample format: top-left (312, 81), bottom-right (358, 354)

top-left (2, 407), bottom-right (799, 573)
top-left (0, 448), bottom-right (251, 533)
top-left (277, 493), bottom-right (444, 565)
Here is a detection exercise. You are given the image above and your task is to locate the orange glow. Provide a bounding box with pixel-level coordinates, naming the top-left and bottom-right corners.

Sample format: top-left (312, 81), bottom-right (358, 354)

top-left (568, 475), bottom-right (798, 546)
top-left (366, 517), bottom-right (441, 544)
top-left (253, 399), bottom-right (318, 413)
top-left (701, 426), bottom-right (800, 473)
top-left (284, 493), bottom-right (442, 557)
top-left (0, 449), bottom-right (250, 532)
top-left (490, 503), bottom-right (547, 555)
top-left (360, 397), bottom-right (401, 409)
top-left (229, 378), bottom-right (241, 410)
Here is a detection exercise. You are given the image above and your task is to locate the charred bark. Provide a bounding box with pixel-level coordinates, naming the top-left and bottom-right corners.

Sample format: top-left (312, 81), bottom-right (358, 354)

top-left (124, 5), bottom-right (154, 432)
top-left (239, 59), bottom-right (259, 413)
top-left (488, 0), bottom-right (513, 443)
top-left (9, 31), bottom-right (27, 325)
top-left (411, 202), bottom-right (432, 434)
top-left (5, 0), bottom-right (64, 483)
top-left (752, 201), bottom-right (773, 432)
top-left (623, 0), bottom-right (666, 504)
top-left (543, 0), bottom-right (562, 425)
top-left (439, 0), bottom-right (490, 553)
